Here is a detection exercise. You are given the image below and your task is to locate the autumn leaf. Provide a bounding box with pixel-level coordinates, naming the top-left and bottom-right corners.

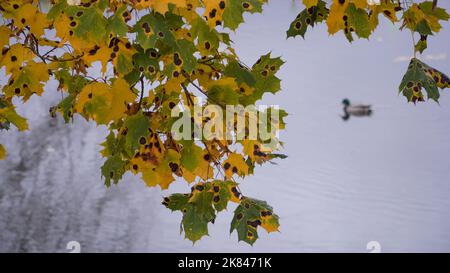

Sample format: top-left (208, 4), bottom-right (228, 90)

top-left (222, 153), bottom-right (249, 178)
top-left (287, 0), bottom-right (329, 39)
top-left (230, 197), bottom-right (279, 245)
top-left (0, 99), bottom-right (28, 131)
top-left (399, 58), bottom-right (449, 103)
top-left (163, 180), bottom-right (240, 243)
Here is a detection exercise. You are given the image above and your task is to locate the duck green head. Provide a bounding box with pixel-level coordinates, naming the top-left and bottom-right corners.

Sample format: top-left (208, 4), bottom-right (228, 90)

top-left (342, 98), bottom-right (350, 106)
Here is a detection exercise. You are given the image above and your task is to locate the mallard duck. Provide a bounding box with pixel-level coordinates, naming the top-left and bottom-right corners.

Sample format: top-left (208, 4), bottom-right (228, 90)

top-left (341, 98), bottom-right (372, 121)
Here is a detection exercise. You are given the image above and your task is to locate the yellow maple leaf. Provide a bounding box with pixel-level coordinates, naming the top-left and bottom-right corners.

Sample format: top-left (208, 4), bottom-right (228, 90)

top-left (53, 14), bottom-right (93, 50)
top-left (191, 150), bottom-right (214, 181)
top-left (82, 43), bottom-right (113, 74)
top-left (0, 44), bottom-right (34, 74)
top-left (0, 105), bottom-right (28, 131)
top-left (369, 1), bottom-right (399, 30)
top-left (7, 3), bottom-right (48, 37)
top-left (326, 0), bottom-right (349, 35)
top-left (203, 0), bottom-right (225, 28)
top-left (222, 153), bottom-right (248, 178)
top-left (302, 0), bottom-right (319, 9)
top-left (75, 82), bottom-right (113, 124)
top-left (4, 61), bottom-right (49, 100)
top-left (109, 78), bottom-right (137, 122)
top-left (0, 26), bottom-right (11, 49)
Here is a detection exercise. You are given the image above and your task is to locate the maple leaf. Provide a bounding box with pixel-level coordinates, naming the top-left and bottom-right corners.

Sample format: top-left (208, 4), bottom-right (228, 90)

top-left (190, 17), bottom-right (220, 55)
top-left (107, 5), bottom-right (129, 37)
top-left (287, 0), bottom-right (329, 39)
top-left (123, 112), bottom-right (151, 153)
top-left (101, 155), bottom-right (128, 187)
top-left (4, 61), bottom-right (49, 101)
top-left (230, 197), bottom-right (279, 245)
top-left (4, 3), bottom-right (49, 37)
top-left (368, 0), bottom-right (400, 31)
top-left (75, 82), bottom-right (113, 124)
top-left (163, 180), bottom-right (240, 243)
top-left (239, 53), bottom-right (283, 105)
top-left (402, 2), bottom-right (449, 35)
top-left (0, 97), bottom-right (28, 131)
top-left (210, 180), bottom-right (240, 211)
top-left (0, 44), bottom-right (34, 74)
top-left (202, 0), bottom-right (268, 30)
top-left (109, 78), bottom-right (137, 122)
top-left (326, 0), bottom-right (350, 35)
top-left (399, 58), bottom-right (449, 103)
top-left (222, 153), bottom-right (249, 179)
top-left (222, 0), bottom-right (267, 30)
top-left (180, 140), bottom-right (203, 172)
top-left (134, 12), bottom-right (180, 50)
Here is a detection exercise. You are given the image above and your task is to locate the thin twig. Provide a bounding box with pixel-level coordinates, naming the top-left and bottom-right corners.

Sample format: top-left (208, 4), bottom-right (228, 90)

top-left (180, 83), bottom-right (195, 106)
top-left (138, 76), bottom-right (145, 109)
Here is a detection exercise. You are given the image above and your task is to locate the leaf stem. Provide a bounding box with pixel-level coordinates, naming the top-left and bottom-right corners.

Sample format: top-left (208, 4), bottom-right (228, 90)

top-left (432, 0), bottom-right (438, 10)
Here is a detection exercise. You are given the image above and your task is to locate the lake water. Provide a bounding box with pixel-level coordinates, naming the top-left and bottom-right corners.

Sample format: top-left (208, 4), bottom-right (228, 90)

top-left (1, 1), bottom-right (450, 252)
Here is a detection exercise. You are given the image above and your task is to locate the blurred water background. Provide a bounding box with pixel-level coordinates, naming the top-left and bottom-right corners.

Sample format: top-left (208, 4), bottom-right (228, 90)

top-left (1, 0), bottom-right (450, 252)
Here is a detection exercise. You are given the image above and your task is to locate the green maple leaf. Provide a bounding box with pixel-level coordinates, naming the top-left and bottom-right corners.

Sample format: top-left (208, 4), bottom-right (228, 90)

top-left (208, 82), bottom-right (240, 105)
top-left (419, 1), bottom-right (450, 21)
top-left (190, 17), bottom-right (220, 53)
top-left (182, 203), bottom-right (212, 243)
top-left (168, 183), bottom-right (216, 243)
top-left (211, 180), bottom-right (238, 212)
top-left (133, 13), bottom-right (180, 50)
top-left (223, 0), bottom-right (267, 30)
top-left (230, 197), bottom-right (279, 246)
top-left (55, 95), bottom-right (75, 123)
top-left (132, 52), bottom-right (160, 80)
top-left (286, 0), bottom-right (328, 39)
top-left (123, 112), bottom-right (151, 153)
top-left (240, 53), bottom-right (283, 105)
top-left (101, 154), bottom-right (127, 187)
top-left (100, 131), bottom-right (125, 157)
top-left (116, 53), bottom-right (134, 75)
top-left (163, 193), bottom-right (190, 211)
top-left (47, 0), bottom-right (67, 19)
top-left (175, 39), bottom-right (197, 73)
top-left (415, 19), bottom-right (432, 35)
top-left (346, 4), bottom-right (371, 40)
top-left (224, 60), bottom-right (256, 87)
top-left (399, 58), bottom-right (449, 103)
top-left (180, 141), bottom-right (203, 172)
top-left (68, 6), bottom-right (108, 43)
top-left (163, 181), bottom-right (240, 243)
top-left (107, 5), bottom-right (129, 37)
